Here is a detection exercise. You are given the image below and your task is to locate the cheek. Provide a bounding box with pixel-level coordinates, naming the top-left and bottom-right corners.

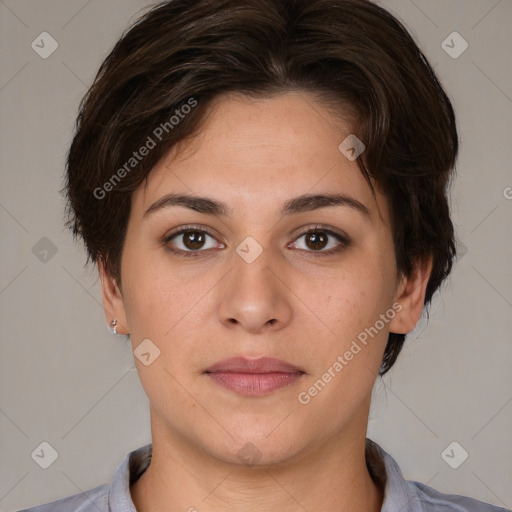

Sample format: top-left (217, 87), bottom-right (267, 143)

top-left (120, 248), bottom-right (176, 337)
top-left (320, 260), bottom-right (394, 340)
top-left (309, 262), bottom-right (395, 390)
top-left (297, 265), bottom-right (393, 416)
top-left (122, 259), bottom-right (202, 394)
top-left (121, 251), bottom-right (216, 342)
top-left (125, 280), bottom-right (181, 341)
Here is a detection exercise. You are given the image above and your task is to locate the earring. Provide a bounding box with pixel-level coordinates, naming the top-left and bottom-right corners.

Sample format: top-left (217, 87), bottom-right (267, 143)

top-left (111, 318), bottom-right (118, 335)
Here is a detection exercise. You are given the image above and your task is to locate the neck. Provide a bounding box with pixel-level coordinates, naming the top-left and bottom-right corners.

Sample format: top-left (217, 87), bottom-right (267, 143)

top-left (131, 408), bottom-right (384, 512)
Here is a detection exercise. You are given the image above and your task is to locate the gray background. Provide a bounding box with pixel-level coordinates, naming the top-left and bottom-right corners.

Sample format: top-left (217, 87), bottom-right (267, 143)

top-left (1, 0), bottom-right (511, 510)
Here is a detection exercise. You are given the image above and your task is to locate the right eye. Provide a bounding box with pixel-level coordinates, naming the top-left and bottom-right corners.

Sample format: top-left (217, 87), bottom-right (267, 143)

top-left (164, 226), bottom-right (225, 257)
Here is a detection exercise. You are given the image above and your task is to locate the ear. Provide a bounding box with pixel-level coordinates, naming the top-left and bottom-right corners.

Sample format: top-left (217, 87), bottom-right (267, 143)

top-left (98, 259), bottom-right (129, 335)
top-left (389, 257), bottom-right (433, 335)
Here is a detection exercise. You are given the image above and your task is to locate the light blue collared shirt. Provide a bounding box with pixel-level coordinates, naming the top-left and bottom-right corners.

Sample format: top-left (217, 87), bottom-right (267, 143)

top-left (18, 439), bottom-right (510, 512)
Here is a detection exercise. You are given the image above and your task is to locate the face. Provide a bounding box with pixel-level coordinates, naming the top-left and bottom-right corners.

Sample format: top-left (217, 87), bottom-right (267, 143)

top-left (101, 91), bottom-right (429, 466)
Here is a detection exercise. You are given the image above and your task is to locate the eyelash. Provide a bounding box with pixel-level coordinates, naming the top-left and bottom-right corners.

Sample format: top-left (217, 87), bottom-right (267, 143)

top-left (163, 224), bottom-right (351, 258)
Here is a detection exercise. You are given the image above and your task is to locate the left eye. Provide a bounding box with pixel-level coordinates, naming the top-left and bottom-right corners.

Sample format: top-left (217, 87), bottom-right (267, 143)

top-left (289, 229), bottom-right (348, 253)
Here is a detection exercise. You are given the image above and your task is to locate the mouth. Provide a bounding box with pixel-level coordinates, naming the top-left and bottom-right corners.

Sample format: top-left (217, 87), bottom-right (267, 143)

top-left (204, 356), bottom-right (305, 396)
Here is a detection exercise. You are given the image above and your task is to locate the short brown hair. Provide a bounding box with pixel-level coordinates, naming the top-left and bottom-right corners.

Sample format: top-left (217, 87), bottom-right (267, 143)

top-left (65, 0), bottom-right (458, 375)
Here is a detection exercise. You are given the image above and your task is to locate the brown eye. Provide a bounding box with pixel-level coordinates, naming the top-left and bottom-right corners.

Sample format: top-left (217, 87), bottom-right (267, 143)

top-left (182, 231), bottom-right (206, 250)
top-left (305, 231), bottom-right (328, 250)
top-left (165, 227), bottom-right (221, 255)
top-left (290, 227), bottom-right (350, 254)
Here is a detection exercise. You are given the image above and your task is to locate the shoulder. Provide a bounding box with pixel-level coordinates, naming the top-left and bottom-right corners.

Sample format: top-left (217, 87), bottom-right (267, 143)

top-left (16, 483), bottom-right (109, 512)
top-left (366, 439), bottom-right (509, 512)
top-left (16, 443), bottom-right (151, 512)
top-left (407, 480), bottom-right (510, 512)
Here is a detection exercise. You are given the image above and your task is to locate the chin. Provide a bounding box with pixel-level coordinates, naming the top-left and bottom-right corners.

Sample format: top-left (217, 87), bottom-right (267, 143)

top-left (200, 429), bottom-right (307, 469)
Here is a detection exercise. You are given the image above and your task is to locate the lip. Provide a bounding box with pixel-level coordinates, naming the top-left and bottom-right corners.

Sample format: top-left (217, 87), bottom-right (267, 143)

top-left (205, 356), bottom-right (303, 374)
top-left (204, 357), bottom-right (305, 396)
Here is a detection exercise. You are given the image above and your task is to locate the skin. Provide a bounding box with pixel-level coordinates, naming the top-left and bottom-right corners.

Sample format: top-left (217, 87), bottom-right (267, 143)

top-left (100, 91), bottom-right (432, 512)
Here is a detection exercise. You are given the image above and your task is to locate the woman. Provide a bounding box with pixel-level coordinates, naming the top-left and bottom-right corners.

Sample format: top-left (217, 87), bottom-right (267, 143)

top-left (20, 0), bottom-right (508, 511)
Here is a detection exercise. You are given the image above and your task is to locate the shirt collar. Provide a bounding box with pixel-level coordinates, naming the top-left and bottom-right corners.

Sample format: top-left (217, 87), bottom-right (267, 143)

top-left (109, 443), bottom-right (152, 512)
top-left (366, 438), bottom-right (417, 511)
top-left (108, 438), bottom-right (411, 511)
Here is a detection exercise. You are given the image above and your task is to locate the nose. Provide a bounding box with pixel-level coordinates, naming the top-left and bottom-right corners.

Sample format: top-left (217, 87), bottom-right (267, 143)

top-left (216, 243), bottom-right (293, 334)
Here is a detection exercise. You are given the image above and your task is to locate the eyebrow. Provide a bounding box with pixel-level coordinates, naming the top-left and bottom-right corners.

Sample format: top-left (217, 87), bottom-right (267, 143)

top-left (143, 192), bottom-right (371, 219)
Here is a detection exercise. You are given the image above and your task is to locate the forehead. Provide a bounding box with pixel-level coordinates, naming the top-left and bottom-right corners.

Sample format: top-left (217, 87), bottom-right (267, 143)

top-left (133, 91), bottom-right (387, 224)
